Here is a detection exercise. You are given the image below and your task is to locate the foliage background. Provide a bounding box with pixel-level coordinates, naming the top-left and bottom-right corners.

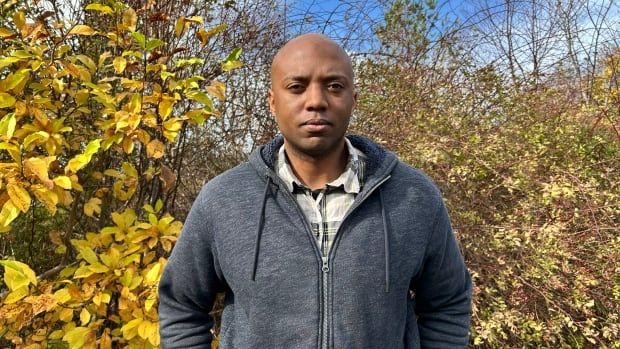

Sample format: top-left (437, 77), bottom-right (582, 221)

top-left (0, 0), bottom-right (618, 348)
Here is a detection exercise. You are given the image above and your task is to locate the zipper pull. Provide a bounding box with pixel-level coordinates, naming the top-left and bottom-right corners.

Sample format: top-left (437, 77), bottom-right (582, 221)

top-left (322, 260), bottom-right (330, 273)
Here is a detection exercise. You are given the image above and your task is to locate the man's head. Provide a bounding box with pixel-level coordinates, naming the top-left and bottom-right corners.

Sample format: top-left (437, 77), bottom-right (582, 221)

top-left (268, 33), bottom-right (357, 158)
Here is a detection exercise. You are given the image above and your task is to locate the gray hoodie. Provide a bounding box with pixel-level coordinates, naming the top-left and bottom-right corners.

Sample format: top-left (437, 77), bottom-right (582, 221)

top-left (158, 135), bottom-right (472, 348)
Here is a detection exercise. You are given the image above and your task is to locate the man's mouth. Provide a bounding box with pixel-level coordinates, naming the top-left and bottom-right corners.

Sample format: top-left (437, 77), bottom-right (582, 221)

top-left (302, 119), bottom-right (331, 126)
top-left (301, 118), bottom-right (332, 132)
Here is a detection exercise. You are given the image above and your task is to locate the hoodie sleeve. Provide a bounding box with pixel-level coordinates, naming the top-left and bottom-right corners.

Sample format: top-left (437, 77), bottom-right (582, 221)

top-left (158, 186), bottom-right (225, 348)
top-left (413, 198), bottom-right (472, 348)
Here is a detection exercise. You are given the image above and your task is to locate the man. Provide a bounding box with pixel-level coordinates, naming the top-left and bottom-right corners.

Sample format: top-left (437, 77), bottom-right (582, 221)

top-left (158, 33), bottom-right (472, 348)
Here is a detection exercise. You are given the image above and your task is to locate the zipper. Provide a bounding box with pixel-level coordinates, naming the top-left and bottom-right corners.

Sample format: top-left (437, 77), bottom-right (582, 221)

top-left (264, 167), bottom-right (392, 349)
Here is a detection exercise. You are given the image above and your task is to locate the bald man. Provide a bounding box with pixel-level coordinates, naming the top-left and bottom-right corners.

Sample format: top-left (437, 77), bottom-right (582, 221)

top-left (159, 33), bottom-right (472, 348)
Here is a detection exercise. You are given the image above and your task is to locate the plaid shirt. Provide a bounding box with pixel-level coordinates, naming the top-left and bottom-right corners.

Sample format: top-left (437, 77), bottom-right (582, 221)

top-left (276, 138), bottom-right (366, 261)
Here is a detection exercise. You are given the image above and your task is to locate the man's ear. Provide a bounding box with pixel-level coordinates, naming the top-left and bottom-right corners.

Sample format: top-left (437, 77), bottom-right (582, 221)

top-left (352, 89), bottom-right (358, 109)
top-left (267, 88), bottom-right (276, 115)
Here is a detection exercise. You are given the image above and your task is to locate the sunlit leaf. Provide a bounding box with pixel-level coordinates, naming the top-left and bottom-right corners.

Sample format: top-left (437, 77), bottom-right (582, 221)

top-left (84, 197), bottom-right (102, 217)
top-left (0, 199), bottom-right (20, 228)
top-left (67, 24), bottom-right (96, 36)
top-left (131, 31), bottom-right (146, 48)
top-left (146, 139), bottom-right (165, 159)
top-left (0, 92), bottom-right (17, 109)
top-left (7, 182), bottom-right (31, 213)
top-left (113, 56), bottom-right (127, 73)
top-left (79, 308), bottom-right (90, 326)
top-left (0, 113), bottom-right (17, 138)
top-left (53, 176), bottom-right (72, 189)
top-left (0, 259), bottom-right (37, 290)
top-left (66, 139), bottom-right (101, 173)
top-left (85, 3), bottom-right (114, 14)
top-left (62, 327), bottom-right (92, 349)
top-left (123, 7), bottom-right (137, 31)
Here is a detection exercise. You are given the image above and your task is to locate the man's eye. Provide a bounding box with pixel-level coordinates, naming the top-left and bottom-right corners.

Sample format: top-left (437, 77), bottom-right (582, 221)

top-left (287, 84), bottom-right (304, 92)
top-left (328, 83), bottom-right (344, 91)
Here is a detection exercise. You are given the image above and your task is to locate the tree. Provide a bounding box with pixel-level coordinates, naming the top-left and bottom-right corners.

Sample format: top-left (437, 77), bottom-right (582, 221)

top-left (0, 1), bottom-right (241, 347)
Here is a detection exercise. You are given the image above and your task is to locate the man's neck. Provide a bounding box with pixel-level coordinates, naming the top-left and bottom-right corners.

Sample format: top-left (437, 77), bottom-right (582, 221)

top-left (284, 141), bottom-right (348, 191)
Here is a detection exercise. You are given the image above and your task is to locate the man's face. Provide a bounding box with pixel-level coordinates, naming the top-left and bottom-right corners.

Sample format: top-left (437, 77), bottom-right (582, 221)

top-left (268, 37), bottom-right (357, 158)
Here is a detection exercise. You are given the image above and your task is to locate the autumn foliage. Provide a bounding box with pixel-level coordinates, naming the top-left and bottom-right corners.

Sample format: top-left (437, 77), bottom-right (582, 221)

top-left (0, 1), bottom-right (239, 347)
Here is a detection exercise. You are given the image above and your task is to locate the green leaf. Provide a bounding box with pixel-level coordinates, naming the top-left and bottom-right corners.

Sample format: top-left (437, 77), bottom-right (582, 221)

top-left (146, 39), bottom-right (164, 51)
top-left (225, 47), bottom-right (242, 61)
top-left (131, 31), bottom-right (146, 49)
top-left (186, 91), bottom-right (214, 110)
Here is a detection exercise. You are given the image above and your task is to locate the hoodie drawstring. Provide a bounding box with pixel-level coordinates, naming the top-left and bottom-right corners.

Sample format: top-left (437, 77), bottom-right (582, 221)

top-left (251, 176), bottom-right (391, 293)
top-left (379, 188), bottom-right (391, 293)
top-left (251, 177), bottom-right (272, 281)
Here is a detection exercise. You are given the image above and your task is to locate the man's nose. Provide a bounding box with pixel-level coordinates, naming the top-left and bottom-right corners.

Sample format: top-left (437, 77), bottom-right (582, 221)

top-left (305, 84), bottom-right (328, 111)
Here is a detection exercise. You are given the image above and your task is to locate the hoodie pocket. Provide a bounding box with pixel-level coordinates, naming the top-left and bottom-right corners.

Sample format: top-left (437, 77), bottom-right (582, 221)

top-left (404, 298), bottom-right (420, 349)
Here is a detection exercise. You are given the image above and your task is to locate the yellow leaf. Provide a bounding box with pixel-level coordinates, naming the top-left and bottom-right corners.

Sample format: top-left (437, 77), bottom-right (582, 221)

top-left (123, 7), bottom-right (137, 31)
top-left (207, 80), bottom-right (226, 101)
top-left (24, 157), bottom-right (54, 188)
top-left (33, 186), bottom-right (59, 215)
top-left (49, 330), bottom-right (64, 340)
top-left (88, 262), bottom-right (109, 273)
top-left (0, 27), bottom-right (15, 38)
top-left (77, 246), bottom-right (99, 265)
top-left (59, 307), bottom-right (73, 322)
top-left (23, 130), bottom-right (49, 150)
top-left (222, 60), bottom-right (243, 72)
top-left (85, 3), bottom-right (113, 14)
top-left (0, 199), bottom-right (20, 228)
top-left (174, 17), bottom-right (186, 37)
top-left (100, 330), bottom-right (112, 349)
top-left (158, 97), bottom-right (175, 119)
top-left (0, 113), bottom-right (17, 138)
top-left (146, 139), bottom-right (165, 159)
top-left (0, 92), bottom-right (17, 109)
top-left (53, 176), bottom-right (72, 189)
top-left (74, 265), bottom-right (94, 279)
top-left (67, 24), bottom-right (96, 36)
top-left (122, 318), bottom-right (142, 340)
top-left (147, 321), bottom-right (160, 346)
top-left (3, 285), bottom-right (29, 303)
top-left (0, 141), bottom-right (20, 162)
top-left (66, 139), bottom-right (101, 173)
top-left (25, 293), bottom-right (58, 315)
top-left (122, 136), bottom-right (134, 154)
top-left (196, 23), bottom-right (227, 47)
top-left (187, 16), bottom-right (204, 24)
top-left (12, 11), bottom-right (25, 31)
top-left (113, 56), bottom-right (126, 74)
top-left (62, 327), bottom-right (92, 349)
top-left (144, 262), bottom-right (162, 285)
top-left (83, 197), bottom-right (101, 217)
top-left (128, 93), bottom-right (141, 113)
top-left (0, 259), bottom-right (37, 290)
top-left (79, 308), bottom-right (90, 326)
top-left (53, 288), bottom-right (72, 304)
top-left (144, 292), bottom-right (157, 312)
top-left (7, 182), bottom-right (31, 213)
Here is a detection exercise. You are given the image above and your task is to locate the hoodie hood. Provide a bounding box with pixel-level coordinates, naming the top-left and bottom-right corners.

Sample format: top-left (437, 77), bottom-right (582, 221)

top-left (249, 134), bottom-right (398, 189)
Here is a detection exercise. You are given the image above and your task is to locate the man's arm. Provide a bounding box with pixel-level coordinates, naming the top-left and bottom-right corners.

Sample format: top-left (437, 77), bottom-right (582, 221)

top-left (158, 187), bottom-right (224, 348)
top-left (413, 199), bottom-right (472, 348)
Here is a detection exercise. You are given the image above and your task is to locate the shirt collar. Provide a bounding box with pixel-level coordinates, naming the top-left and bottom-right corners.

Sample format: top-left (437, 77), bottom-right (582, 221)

top-left (276, 138), bottom-right (366, 194)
